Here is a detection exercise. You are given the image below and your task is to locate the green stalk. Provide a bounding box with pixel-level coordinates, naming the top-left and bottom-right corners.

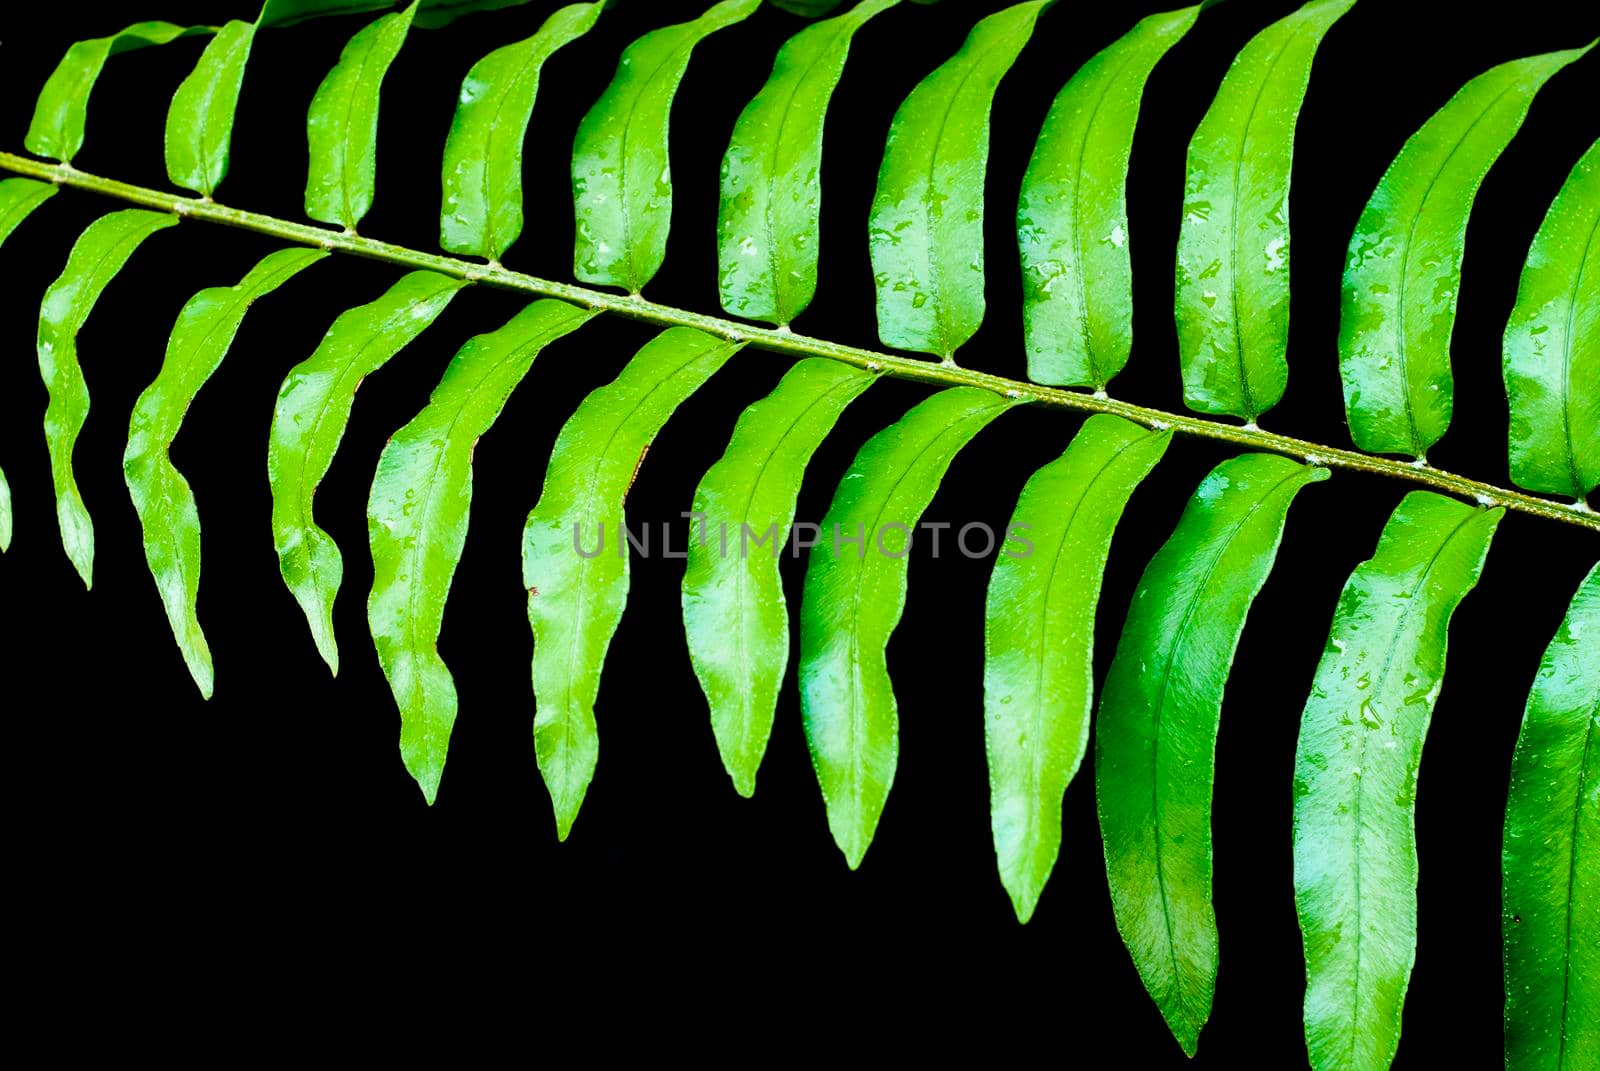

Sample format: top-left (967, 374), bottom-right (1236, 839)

top-left (3, 150), bottom-right (1594, 534)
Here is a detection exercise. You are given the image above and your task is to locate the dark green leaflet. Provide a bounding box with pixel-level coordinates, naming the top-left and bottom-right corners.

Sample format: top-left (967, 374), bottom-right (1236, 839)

top-left (800, 387), bottom-right (1015, 866)
top-left (440, 2), bottom-right (604, 261)
top-left (369, 300), bottom-right (596, 804)
top-left (986, 414), bottom-right (1171, 923)
top-left (1504, 139), bottom-right (1599, 501)
top-left (682, 358), bottom-right (875, 797)
top-left (304, 1), bottom-right (418, 231)
top-left (259, 0), bottom-right (534, 28)
top-left (525, 327), bottom-right (741, 836)
top-left (125, 248), bottom-right (328, 698)
top-left (269, 271), bottom-right (468, 674)
top-left (1018, 5), bottom-right (1199, 389)
top-left (1293, 492), bottom-right (1503, 1071)
top-left (869, 1), bottom-right (1047, 360)
top-left (37, 209), bottom-right (179, 587)
top-left (25, 22), bottom-right (212, 164)
top-left (1503, 563), bottom-right (1599, 1071)
top-left (572, 0), bottom-right (761, 293)
top-left (1339, 42), bottom-right (1593, 460)
top-left (772, 1), bottom-right (847, 14)
top-left (165, 19), bottom-right (256, 198)
top-left (0, 178), bottom-right (58, 553)
top-left (1175, 0), bottom-right (1355, 422)
top-left (1096, 452), bottom-right (1328, 1055)
top-left (718, 0), bottom-right (901, 326)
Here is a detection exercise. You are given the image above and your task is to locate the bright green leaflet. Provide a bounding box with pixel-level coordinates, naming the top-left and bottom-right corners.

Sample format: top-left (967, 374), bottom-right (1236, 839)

top-left (125, 248), bottom-right (327, 698)
top-left (37, 209), bottom-right (179, 588)
top-left (304, 1), bottom-right (418, 230)
top-left (0, 178), bottom-right (58, 553)
top-left (986, 414), bottom-right (1171, 923)
top-left (25, 22), bottom-right (212, 164)
top-left (682, 358), bottom-right (875, 797)
top-left (269, 271), bottom-right (468, 675)
top-left (1503, 563), bottom-right (1599, 1071)
top-left (440, 3), bottom-right (604, 261)
top-left (1019, 5), bottom-right (1199, 389)
top-left (525, 327), bottom-right (742, 836)
top-left (800, 386), bottom-right (1015, 866)
top-left (572, 0), bottom-right (761, 293)
top-left (1293, 491), bottom-right (1503, 1071)
top-left (1175, 0), bottom-right (1355, 422)
top-left (1339, 42), bottom-right (1594, 460)
top-left (869, 0), bottom-right (1047, 360)
top-left (1504, 140), bottom-right (1599, 502)
top-left (165, 20), bottom-right (256, 198)
top-left (718, 0), bottom-right (901, 326)
top-left (1096, 451), bottom-right (1328, 1055)
top-left (369, 299), bottom-right (596, 804)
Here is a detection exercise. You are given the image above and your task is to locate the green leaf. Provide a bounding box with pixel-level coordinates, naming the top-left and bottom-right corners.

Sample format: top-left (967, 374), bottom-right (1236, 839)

top-left (25, 22), bottom-right (212, 164)
top-left (1175, 0), bottom-right (1355, 422)
top-left (1293, 491), bottom-right (1504, 1071)
top-left (1500, 561), bottom-right (1600, 1070)
top-left (37, 209), bottom-right (179, 587)
top-left (269, 271), bottom-right (468, 675)
top-left (1504, 139), bottom-right (1599, 501)
top-left (683, 358), bottom-right (875, 797)
top-left (869, 0), bottom-right (1048, 360)
top-left (800, 386), bottom-right (1015, 866)
top-left (1339, 42), bottom-right (1594, 460)
top-left (304, 1), bottom-right (418, 231)
top-left (1019, 5), bottom-right (1200, 389)
top-left (525, 327), bottom-right (742, 836)
top-left (369, 299), bottom-right (596, 805)
top-left (1096, 451), bottom-right (1328, 1055)
top-left (125, 248), bottom-right (328, 698)
top-left (770, 1), bottom-right (847, 14)
top-left (0, 178), bottom-right (59, 553)
top-left (1504, 562), bottom-right (1599, 1071)
top-left (440, 3), bottom-right (604, 261)
top-left (572, 0), bottom-right (761, 293)
top-left (259, 0), bottom-right (535, 29)
top-left (718, 0), bottom-right (901, 325)
top-left (986, 414), bottom-right (1171, 923)
top-left (165, 20), bottom-right (257, 198)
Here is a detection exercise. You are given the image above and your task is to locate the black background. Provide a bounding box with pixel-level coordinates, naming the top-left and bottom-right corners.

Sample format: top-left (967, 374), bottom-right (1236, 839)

top-left (3, 0), bottom-right (1596, 1059)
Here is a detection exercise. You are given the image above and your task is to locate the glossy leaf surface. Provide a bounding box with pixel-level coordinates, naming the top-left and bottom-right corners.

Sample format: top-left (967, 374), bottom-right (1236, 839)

top-left (369, 299), bottom-right (596, 804)
top-left (525, 327), bottom-right (741, 836)
top-left (1504, 139), bottom-right (1599, 501)
top-left (572, 0), bottom-right (761, 292)
top-left (800, 386), bottom-right (1014, 866)
top-left (125, 248), bottom-right (327, 698)
top-left (1175, 0), bottom-right (1355, 421)
top-left (165, 19), bottom-right (256, 197)
top-left (718, 0), bottom-right (900, 325)
top-left (440, 2), bottom-right (604, 260)
top-left (25, 22), bottom-right (210, 163)
top-left (0, 178), bottom-right (59, 553)
top-left (1019, 5), bottom-right (1199, 389)
top-left (1339, 43), bottom-right (1592, 459)
top-left (304, 2), bottom-right (418, 230)
top-left (869, 0), bottom-right (1047, 359)
top-left (1293, 492), bottom-right (1503, 1071)
top-left (986, 414), bottom-right (1171, 922)
top-left (269, 271), bottom-right (467, 674)
top-left (1503, 563), bottom-right (1599, 1071)
top-left (683, 358), bottom-right (875, 797)
top-left (37, 209), bottom-right (178, 587)
top-left (1096, 451), bottom-right (1328, 1055)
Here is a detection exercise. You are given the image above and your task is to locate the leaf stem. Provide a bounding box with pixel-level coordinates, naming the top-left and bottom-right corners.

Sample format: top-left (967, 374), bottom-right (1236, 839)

top-left (4, 149), bottom-right (1594, 534)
